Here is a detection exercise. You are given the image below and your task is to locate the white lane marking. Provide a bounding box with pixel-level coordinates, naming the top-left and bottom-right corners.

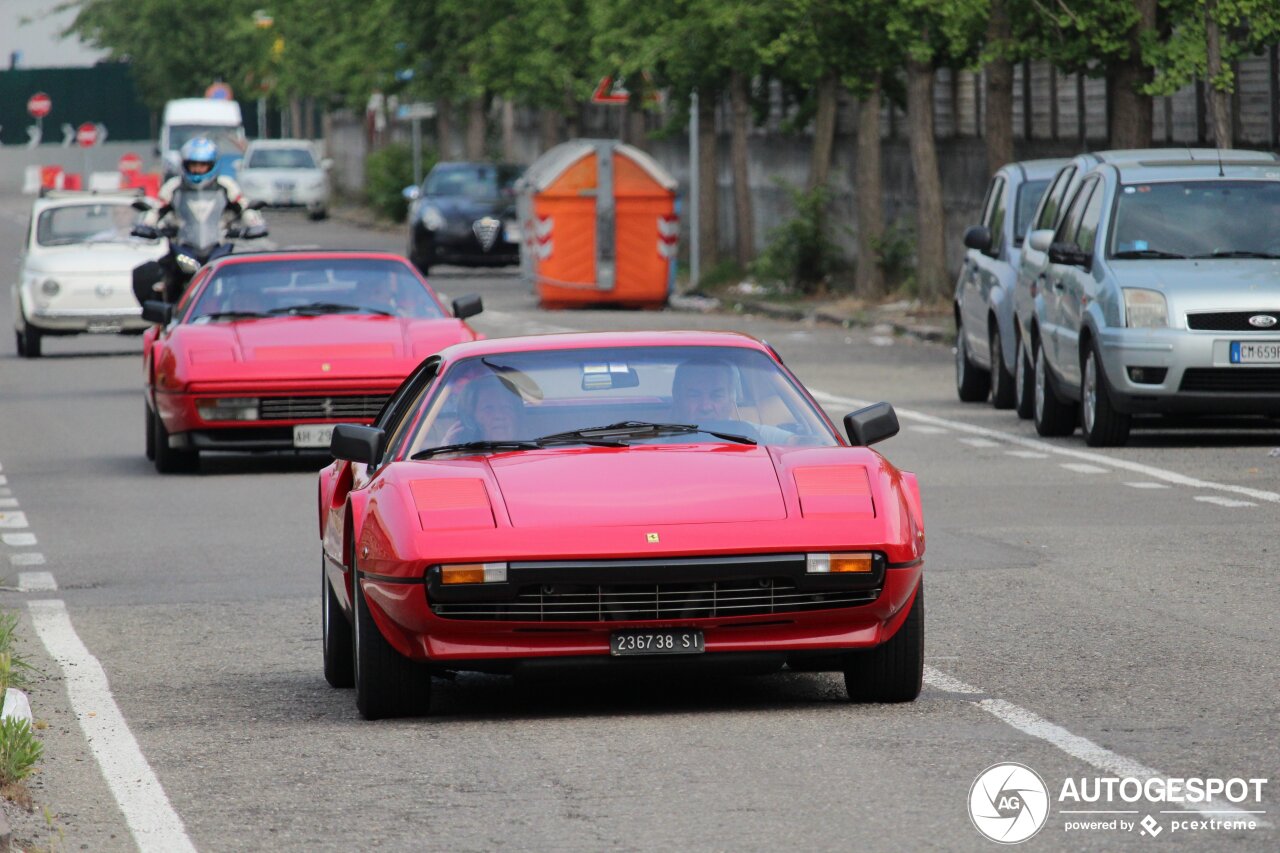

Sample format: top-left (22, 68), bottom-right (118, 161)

top-left (958, 437), bottom-right (999, 448)
top-left (0, 475), bottom-right (7, 485)
top-left (1006, 449), bottom-right (1049, 459)
top-left (28, 600), bottom-right (198, 853)
top-left (910, 425), bottom-right (949, 435)
top-left (2, 533), bottom-right (37, 546)
top-left (1194, 495), bottom-right (1256, 508)
top-left (1125, 481), bottom-right (1170, 490)
top-left (10, 553), bottom-right (45, 567)
top-left (17, 572), bottom-right (57, 592)
top-left (0, 511), bottom-right (29, 529)
top-left (923, 667), bottom-right (1268, 824)
top-left (811, 390), bottom-right (1280, 505)
top-left (1060, 462), bottom-right (1108, 475)
top-left (0, 498), bottom-right (19, 509)
top-left (869, 335), bottom-right (895, 347)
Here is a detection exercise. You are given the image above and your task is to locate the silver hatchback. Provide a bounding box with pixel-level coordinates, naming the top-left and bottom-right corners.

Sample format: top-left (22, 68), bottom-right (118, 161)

top-left (1023, 153), bottom-right (1280, 445)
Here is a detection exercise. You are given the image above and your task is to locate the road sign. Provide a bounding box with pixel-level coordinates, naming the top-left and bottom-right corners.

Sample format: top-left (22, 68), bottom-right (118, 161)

top-left (205, 82), bottom-right (234, 100)
top-left (76, 122), bottom-right (99, 148)
top-left (592, 76), bottom-right (630, 105)
top-left (27, 92), bottom-right (51, 119)
top-left (119, 152), bottom-right (143, 172)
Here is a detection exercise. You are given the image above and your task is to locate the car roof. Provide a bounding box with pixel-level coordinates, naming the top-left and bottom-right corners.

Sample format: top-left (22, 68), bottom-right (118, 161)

top-left (1089, 147), bottom-right (1278, 166)
top-left (1109, 161), bottom-right (1280, 182)
top-left (32, 191), bottom-right (143, 212)
top-left (431, 161), bottom-right (524, 170)
top-left (207, 250), bottom-right (417, 271)
top-left (436, 330), bottom-right (771, 363)
top-left (1002, 159), bottom-right (1066, 181)
top-left (245, 139), bottom-right (318, 150)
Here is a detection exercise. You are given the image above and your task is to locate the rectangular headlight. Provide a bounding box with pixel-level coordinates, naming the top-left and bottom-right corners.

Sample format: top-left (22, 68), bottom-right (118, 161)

top-left (806, 552), bottom-right (874, 574)
top-left (196, 397), bottom-right (259, 421)
top-left (440, 562), bottom-right (508, 584)
top-left (1123, 288), bottom-right (1168, 328)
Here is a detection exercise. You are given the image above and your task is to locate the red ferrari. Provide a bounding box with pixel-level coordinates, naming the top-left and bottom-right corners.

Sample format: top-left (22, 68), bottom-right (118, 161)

top-left (141, 250), bottom-right (482, 473)
top-left (318, 331), bottom-right (925, 719)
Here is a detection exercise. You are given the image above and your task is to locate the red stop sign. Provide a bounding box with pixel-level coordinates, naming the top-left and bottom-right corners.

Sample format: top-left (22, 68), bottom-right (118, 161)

top-left (76, 122), bottom-right (99, 148)
top-left (119, 153), bottom-right (143, 172)
top-left (27, 92), bottom-right (52, 119)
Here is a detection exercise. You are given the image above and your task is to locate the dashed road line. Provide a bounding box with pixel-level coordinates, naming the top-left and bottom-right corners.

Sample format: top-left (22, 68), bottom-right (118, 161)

top-left (812, 390), bottom-right (1280, 505)
top-left (29, 599), bottom-right (198, 853)
top-left (1194, 495), bottom-right (1257, 508)
top-left (958, 437), bottom-right (999, 448)
top-left (1005, 449), bottom-right (1049, 459)
top-left (910, 425), bottom-right (949, 435)
top-left (0, 511), bottom-right (29, 529)
top-left (0, 475), bottom-right (7, 485)
top-left (1, 533), bottom-right (36, 547)
top-left (923, 667), bottom-right (1268, 825)
top-left (9, 553), bottom-right (45, 566)
top-left (1060, 462), bottom-right (1108, 475)
top-left (17, 572), bottom-right (57, 592)
top-left (0, 498), bottom-right (19, 509)
top-left (1125, 481), bottom-right (1171, 490)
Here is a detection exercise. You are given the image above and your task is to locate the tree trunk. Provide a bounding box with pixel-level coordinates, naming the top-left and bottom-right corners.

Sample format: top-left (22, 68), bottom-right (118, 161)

top-left (465, 97), bottom-right (487, 159)
top-left (563, 88), bottom-right (581, 139)
top-left (698, 91), bottom-right (720, 270)
top-left (539, 107), bottom-right (561, 153)
top-left (303, 97), bottom-right (315, 139)
top-left (624, 90), bottom-right (647, 150)
top-left (436, 96), bottom-right (455, 159)
top-left (1108, 0), bottom-right (1156, 147)
top-left (1204, 0), bottom-right (1233, 148)
top-left (984, 1), bottom-right (1014, 178)
top-left (855, 81), bottom-right (885, 299)
top-left (501, 98), bottom-right (517, 161)
top-left (808, 71), bottom-right (839, 190)
top-left (906, 60), bottom-right (947, 300)
top-left (290, 96), bottom-right (304, 139)
top-left (729, 70), bottom-right (755, 268)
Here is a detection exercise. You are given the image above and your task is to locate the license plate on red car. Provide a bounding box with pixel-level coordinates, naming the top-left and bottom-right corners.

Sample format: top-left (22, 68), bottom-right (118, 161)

top-left (610, 629), bottom-right (705, 657)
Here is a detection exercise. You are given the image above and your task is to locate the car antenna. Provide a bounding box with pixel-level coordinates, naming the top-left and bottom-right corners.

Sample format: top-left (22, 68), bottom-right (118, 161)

top-left (1216, 147), bottom-right (1225, 177)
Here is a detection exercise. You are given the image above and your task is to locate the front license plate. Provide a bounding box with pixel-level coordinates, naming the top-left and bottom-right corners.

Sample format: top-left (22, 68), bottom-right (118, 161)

top-left (86, 322), bottom-right (124, 334)
top-left (610, 629), bottom-right (705, 657)
top-left (293, 424), bottom-right (336, 449)
top-left (1230, 341), bottom-right (1280, 364)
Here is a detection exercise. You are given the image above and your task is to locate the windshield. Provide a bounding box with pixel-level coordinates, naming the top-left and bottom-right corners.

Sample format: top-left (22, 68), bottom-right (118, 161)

top-left (401, 345), bottom-right (839, 458)
top-left (1110, 180), bottom-right (1280, 258)
top-left (424, 164), bottom-right (522, 199)
top-left (1014, 179), bottom-right (1050, 242)
top-left (185, 258), bottom-right (444, 322)
top-left (168, 124), bottom-right (246, 154)
top-left (36, 203), bottom-right (152, 247)
top-left (246, 147), bottom-right (316, 169)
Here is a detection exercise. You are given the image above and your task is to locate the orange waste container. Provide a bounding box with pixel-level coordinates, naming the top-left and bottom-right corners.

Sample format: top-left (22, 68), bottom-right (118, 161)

top-left (518, 140), bottom-right (678, 309)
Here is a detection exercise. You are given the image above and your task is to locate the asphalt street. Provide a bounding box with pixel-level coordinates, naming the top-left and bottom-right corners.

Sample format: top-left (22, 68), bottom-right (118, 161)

top-left (0, 194), bottom-right (1276, 851)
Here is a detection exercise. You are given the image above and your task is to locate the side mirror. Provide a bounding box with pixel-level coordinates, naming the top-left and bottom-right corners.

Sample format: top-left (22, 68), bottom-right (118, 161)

top-left (962, 225), bottom-right (993, 253)
top-left (330, 424), bottom-right (385, 465)
top-left (131, 199), bottom-right (151, 212)
top-left (1048, 242), bottom-right (1089, 268)
top-left (843, 402), bottom-right (900, 447)
top-left (1027, 229), bottom-right (1054, 253)
top-left (141, 300), bottom-right (173, 325)
top-left (402, 185), bottom-right (421, 201)
top-left (452, 294), bottom-right (483, 320)
top-left (131, 224), bottom-right (160, 240)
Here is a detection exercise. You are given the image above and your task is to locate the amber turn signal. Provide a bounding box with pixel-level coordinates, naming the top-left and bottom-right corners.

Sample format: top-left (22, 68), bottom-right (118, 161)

top-left (806, 552), bottom-right (873, 574)
top-left (440, 562), bottom-right (508, 584)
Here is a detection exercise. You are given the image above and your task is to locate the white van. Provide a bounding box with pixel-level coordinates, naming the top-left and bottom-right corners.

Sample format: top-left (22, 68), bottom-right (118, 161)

top-left (158, 99), bottom-right (247, 180)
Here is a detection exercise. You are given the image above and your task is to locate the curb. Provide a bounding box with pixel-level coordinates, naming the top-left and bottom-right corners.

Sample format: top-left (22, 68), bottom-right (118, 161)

top-left (0, 803), bottom-right (10, 852)
top-left (669, 295), bottom-right (954, 346)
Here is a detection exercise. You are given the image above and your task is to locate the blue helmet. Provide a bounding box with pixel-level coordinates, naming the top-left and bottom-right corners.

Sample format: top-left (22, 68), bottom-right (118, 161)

top-left (180, 137), bottom-right (219, 185)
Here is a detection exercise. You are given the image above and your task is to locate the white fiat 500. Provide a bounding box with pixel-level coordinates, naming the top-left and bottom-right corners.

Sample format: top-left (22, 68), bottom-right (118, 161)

top-left (12, 192), bottom-right (167, 358)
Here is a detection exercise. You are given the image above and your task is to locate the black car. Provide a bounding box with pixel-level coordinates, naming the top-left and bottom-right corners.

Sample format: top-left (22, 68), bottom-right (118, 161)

top-left (405, 162), bottom-right (524, 275)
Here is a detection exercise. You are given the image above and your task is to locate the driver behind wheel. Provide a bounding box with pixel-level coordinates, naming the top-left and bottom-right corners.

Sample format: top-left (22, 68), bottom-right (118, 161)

top-left (671, 357), bottom-right (796, 445)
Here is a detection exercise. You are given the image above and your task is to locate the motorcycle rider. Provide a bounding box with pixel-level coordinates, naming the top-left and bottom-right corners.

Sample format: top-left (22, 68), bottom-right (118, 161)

top-left (134, 137), bottom-right (266, 303)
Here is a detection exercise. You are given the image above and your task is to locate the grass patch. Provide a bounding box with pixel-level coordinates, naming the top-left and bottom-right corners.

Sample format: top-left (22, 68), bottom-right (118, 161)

top-left (0, 717), bottom-right (42, 785)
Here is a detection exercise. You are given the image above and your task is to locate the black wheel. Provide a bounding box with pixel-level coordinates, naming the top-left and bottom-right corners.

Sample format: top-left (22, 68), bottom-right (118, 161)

top-left (1080, 345), bottom-right (1131, 447)
top-left (352, 563), bottom-right (432, 719)
top-left (308, 208), bottom-right (328, 221)
top-left (1013, 334), bottom-right (1035, 420)
top-left (844, 583), bottom-right (923, 702)
top-left (152, 409), bottom-right (199, 473)
top-left (989, 324), bottom-right (1016, 410)
top-left (322, 556), bottom-right (354, 688)
top-left (954, 318), bottom-right (990, 402)
top-left (16, 323), bottom-right (41, 358)
top-left (1033, 343), bottom-right (1077, 437)
top-left (144, 402), bottom-right (156, 461)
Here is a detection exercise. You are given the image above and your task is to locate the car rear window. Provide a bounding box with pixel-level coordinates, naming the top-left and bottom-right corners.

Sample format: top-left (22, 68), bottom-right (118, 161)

top-left (1014, 179), bottom-right (1050, 243)
top-left (246, 148), bottom-right (316, 169)
top-left (1110, 180), bottom-right (1280, 259)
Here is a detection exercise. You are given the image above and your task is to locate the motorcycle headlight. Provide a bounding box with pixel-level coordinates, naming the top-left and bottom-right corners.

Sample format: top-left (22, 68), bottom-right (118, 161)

top-left (196, 398), bottom-right (259, 421)
top-left (421, 205), bottom-right (446, 231)
top-left (175, 254), bottom-right (200, 274)
top-left (1123, 288), bottom-right (1168, 328)
top-left (41, 278), bottom-right (61, 297)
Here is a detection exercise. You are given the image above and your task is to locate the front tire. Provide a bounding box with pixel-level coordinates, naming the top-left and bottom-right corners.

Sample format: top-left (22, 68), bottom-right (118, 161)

top-left (1013, 335), bottom-right (1035, 420)
top-left (954, 318), bottom-right (990, 402)
top-left (989, 324), bottom-right (1016, 409)
top-left (152, 409), bottom-right (199, 473)
top-left (352, 565), bottom-right (432, 719)
top-left (16, 323), bottom-right (41, 358)
top-left (1033, 343), bottom-right (1077, 437)
top-left (1080, 345), bottom-right (1131, 447)
top-left (844, 583), bottom-right (923, 702)
top-left (322, 556), bottom-right (354, 688)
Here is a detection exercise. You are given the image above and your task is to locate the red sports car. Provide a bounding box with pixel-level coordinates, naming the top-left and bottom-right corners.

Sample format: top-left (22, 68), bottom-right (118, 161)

top-left (318, 331), bottom-right (924, 719)
top-left (141, 250), bottom-right (482, 473)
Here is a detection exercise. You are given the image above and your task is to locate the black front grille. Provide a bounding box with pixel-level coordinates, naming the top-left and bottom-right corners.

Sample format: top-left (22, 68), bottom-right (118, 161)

top-left (1186, 311), bottom-right (1280, 331)
top-left (431, 578), bottom-right (879, 622)
top-left (1179, 368), bottom-right (1280, 393)
top-left (258, 394), bottom-right (388, 420)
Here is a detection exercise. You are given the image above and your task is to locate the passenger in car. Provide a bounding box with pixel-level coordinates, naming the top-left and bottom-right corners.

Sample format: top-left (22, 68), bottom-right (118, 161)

top-left (671, 358), bottom-right (796, 445)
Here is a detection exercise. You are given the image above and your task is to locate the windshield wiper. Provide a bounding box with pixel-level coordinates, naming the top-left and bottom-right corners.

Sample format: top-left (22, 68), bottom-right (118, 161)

top-left (412, 440), bottom-right (540, 459)
top-left (1111, 249), bottom-right (1187, 259)
top-left (198, 310), bottom-right (270, 321)
top-left (1190, 250), bottom-right (1280, 259)
top-left (534, 420), bottom-right (757, 446)
top-left (269, 302), bottom-right (392, 316)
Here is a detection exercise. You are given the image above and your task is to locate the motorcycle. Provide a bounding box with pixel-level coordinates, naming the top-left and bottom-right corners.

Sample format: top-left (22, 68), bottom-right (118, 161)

top-left (130, 194), bottom-right (268, 306)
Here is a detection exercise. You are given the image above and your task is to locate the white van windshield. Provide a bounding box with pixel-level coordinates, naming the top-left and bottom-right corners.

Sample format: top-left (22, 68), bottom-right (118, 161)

top-left (168, 125), bottom-right (245, 154)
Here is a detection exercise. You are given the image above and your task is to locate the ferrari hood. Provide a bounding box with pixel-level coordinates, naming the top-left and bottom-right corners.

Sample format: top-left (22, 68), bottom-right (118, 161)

top-left (487, 446), bottom-right (787, 527)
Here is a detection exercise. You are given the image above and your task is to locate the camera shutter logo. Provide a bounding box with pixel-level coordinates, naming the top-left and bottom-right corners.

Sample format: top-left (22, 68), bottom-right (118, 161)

top-left (969, 763), bottom-right (1050, 844)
